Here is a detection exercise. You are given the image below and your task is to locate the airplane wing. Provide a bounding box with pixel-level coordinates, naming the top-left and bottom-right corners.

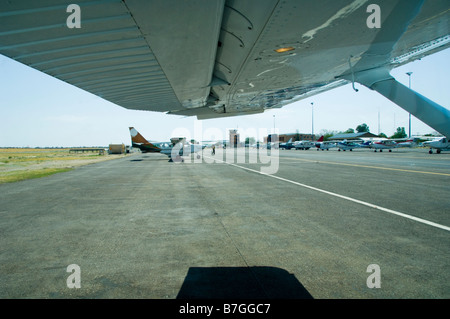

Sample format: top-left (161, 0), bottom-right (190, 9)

top-left (1, 1), bottom-right (449, 133)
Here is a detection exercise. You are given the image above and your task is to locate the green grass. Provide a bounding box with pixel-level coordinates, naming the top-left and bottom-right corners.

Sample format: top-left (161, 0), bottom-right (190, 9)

top-left (0, 148), bottom-right (120, 184)
top-left (0, 167), bottom-right (73, 184)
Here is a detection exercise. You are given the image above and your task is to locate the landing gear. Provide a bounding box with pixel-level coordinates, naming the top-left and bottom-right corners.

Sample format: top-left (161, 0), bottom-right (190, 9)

top-left (171, 155), bottom-right (184, 163)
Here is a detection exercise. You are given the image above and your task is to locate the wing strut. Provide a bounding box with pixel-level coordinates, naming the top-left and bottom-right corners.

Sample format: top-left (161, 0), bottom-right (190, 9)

top-left (348, 56), bottom-right (359, 92)
top-left (355, 67), bottom-right (450, 138)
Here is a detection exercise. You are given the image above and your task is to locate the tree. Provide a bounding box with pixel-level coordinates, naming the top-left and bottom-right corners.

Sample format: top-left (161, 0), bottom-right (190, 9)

top-left (390, 127), bottom-right (407, 139)
top-left (378, 132), bottom-right (387, 138)
top-left (345, 128), bottom-right (355, 134)
top-left (319, 129), bottom-right (339, 141)
top-left (356, 123), bottom-right (370, 133)
top-left (245, 137), bottom-right (255, 145)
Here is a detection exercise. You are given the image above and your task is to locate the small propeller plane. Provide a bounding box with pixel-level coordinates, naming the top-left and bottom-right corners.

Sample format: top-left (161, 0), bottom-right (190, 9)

top-left (314, 136), bottom-right (337, 151)
top-left (423, 137), bottom-right (450, 154)
top-left (279, 138), bottom-right (295, 150)
top-left (129, 127), bottom-right (204, 162)
top-left (371, 140), bottom-right (398, 152)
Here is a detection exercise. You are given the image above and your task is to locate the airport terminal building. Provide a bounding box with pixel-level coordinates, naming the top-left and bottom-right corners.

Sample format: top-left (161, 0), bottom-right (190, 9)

top-left (264, 133), bottom-right (316, 143)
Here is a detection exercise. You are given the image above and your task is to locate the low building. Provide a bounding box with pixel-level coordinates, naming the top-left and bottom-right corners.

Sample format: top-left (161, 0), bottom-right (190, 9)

top-left (108, 144), bottom-right (125, 154)
top-left (264, 133), bottom-right (315, 143)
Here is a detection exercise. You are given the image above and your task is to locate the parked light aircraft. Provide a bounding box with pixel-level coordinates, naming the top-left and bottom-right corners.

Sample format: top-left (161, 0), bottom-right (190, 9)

top-left (294, 140), bottom-right (315, 150)
top-left (423, 137), bottom-right (450, 154)
top-left (337, 140), bottom-right (360, 152)
top-left (314, 136), bottom-right (337, 151)
top-left (371, 140), bottom-right (398, 152)
top-left (395, 138), bottom-right (420, 148)
top-left (280, 138), bottom-right (294, 150)
top-left (129, 127), bottom-right (204, 161)
top-left (336, 140), bottom-right (371, 151)
top-left (1, 1), bottom-right (449, 140)
top-left (364, 137), bottom-right (418, 152)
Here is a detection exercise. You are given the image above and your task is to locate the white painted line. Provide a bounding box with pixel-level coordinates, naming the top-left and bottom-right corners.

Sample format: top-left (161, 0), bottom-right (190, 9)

top-left (210, 157), bottom-right (450, 232)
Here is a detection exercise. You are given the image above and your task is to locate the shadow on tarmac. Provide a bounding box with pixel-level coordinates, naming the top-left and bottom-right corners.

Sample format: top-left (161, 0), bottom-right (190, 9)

top-left (176, 266), bottom-right (313, 299)
top-left (129, 157), bottom-right (169, 162)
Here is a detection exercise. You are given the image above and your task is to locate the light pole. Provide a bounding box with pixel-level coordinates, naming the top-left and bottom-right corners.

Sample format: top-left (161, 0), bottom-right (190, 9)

top-left (311, 102), bottom-right (314, 141)
top-left (406, 72), bottom-right (413, 137)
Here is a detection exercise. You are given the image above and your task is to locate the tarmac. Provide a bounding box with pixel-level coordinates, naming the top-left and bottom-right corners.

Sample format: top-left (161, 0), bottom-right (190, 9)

top-left (0, 147), bottom-right (449, 299)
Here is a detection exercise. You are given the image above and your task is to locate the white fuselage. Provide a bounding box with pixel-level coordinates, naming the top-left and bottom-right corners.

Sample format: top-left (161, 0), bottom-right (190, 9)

top-left (315, 142), bottom-right (337, 150)
top-left (337, 141), bottom-right (359, 151)
top-left (371, 141), bottom-right (397, 150)
top-left (295, 141), bottom-right (315, 150)
top-left (424, 138), bottom-right (450, 153)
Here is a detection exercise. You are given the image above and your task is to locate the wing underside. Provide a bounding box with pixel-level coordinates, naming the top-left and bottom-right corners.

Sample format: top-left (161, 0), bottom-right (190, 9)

top-left (1, 0), bottom-right (449, 120)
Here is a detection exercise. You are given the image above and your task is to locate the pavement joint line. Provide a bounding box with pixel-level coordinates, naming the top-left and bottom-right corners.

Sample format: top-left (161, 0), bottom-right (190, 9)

top-left (205, 156), bottom-right (450, 233)
top-left (214, 213), bottom-right (270, 297)
top-left (279, 157), bottom-right (450, 177)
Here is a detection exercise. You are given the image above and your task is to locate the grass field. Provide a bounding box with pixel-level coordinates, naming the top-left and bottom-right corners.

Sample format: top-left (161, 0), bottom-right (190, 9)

top-left (0, 148), bottom-right (122, 184)
top-left (0, 167), bottom-right (74, 184)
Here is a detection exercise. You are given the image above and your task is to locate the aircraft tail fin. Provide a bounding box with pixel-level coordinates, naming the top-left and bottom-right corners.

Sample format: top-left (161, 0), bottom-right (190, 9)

top-left (129, 127), bottom-right (161, 152)
top-left (317, 136), bottom-right (324, 142)
top-left (129, 127), bottom-right (149, 144)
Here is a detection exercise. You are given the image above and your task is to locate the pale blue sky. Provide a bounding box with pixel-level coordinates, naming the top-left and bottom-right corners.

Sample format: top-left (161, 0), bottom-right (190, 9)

top-left (0, 48), bottom-right (449, 147)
